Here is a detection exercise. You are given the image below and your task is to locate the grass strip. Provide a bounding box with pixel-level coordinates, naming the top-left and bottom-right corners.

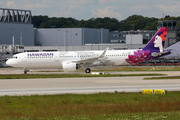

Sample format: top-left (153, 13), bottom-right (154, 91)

top-left (0, 91), bottom-right (180, 119)
top-left (0, 73), bottom-right (166, 79)
top-left (144, 76), bottom-right (180, 80)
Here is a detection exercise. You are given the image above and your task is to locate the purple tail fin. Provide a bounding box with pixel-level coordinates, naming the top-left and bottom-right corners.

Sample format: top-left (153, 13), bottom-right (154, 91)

top-left (143, 27), bottom-right (168, 52)
top-left (125, 27), bottom-right (170, 65)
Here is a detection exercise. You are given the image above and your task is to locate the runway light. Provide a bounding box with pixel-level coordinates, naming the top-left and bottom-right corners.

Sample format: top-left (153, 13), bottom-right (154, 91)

top-left (143, 89), bottom-right (154, 94)
top-left (154, 89), bottom-right (167, 94)
top-left (143, 89), bottom-right (167, 94)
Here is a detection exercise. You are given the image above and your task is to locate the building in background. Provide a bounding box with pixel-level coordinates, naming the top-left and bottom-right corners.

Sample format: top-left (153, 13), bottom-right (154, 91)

top-left (0, 8), bottom-right (34, 46)
top-left (108, 30), bottom-right (156, 45)
top-left (126, 34), bottom-right (142, 49)
top-left (34, 28), bottom-right (109, 46)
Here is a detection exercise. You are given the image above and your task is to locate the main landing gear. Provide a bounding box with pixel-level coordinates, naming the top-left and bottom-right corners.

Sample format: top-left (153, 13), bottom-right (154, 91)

top-left (85, 68), bottom-right (91, 73)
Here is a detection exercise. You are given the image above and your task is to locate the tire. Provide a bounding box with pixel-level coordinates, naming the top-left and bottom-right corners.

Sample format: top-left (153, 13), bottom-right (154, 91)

top-left (85, 68), bottom-right (91, 73)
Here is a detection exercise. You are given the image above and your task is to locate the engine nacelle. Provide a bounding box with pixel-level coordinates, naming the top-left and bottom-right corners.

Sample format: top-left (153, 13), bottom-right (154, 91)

top-left (62, 61), bottom-right (77, 72)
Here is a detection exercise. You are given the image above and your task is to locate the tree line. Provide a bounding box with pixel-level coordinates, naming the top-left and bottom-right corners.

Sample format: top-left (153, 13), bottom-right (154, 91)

top-left (32, 15), bottom-right (180, 32)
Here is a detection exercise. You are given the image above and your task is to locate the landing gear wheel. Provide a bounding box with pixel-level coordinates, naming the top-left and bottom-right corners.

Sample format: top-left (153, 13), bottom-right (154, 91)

top-left (85, 68), bottom-right (91, 73)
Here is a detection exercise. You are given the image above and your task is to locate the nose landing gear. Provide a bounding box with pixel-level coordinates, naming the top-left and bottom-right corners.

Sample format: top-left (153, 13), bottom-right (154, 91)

top-left (24, 67), bottom-right (29, 74)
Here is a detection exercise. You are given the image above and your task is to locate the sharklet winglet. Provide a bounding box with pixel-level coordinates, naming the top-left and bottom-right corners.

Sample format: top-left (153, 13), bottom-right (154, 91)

top-left (99, 47), bottom-right (109, 58)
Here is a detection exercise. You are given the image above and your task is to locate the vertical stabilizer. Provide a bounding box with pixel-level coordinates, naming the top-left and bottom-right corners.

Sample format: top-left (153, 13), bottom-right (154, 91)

top-left (143, 27), bottom-right (168, 52)
top-left (125, 27), bottom-right (170, 64)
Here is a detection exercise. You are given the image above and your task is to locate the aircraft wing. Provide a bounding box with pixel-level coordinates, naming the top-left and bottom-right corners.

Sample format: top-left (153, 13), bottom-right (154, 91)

top-left (72, 47), bottom-right (108, 64)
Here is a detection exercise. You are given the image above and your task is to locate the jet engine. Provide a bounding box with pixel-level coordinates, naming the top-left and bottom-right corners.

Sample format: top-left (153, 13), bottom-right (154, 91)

top-left (62, 61), bottom-right (77, 72)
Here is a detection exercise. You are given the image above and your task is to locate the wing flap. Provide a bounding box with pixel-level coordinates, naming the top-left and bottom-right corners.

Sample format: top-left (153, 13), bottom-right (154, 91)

top-left (72, 48), bottom-right (109, 64)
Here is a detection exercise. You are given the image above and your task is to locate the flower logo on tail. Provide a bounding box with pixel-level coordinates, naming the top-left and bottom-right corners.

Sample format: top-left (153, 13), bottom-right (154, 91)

top-left (125, 50), bottom-right (150, 65)
top-left (160, 31), bottom-right (167, 41)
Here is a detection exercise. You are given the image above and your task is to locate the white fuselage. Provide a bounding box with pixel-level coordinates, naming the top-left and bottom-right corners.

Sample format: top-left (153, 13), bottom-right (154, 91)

top-left (6, 50), bottom-right (135, 69)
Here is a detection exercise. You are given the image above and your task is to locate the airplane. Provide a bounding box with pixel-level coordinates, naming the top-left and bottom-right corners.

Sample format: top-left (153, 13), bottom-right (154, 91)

top-left (6, 27), bottom-right (171, 73)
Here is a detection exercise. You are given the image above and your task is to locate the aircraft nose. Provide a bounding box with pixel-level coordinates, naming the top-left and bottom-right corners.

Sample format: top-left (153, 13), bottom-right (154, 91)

top-left (6, 59), bottom-right (13, 66)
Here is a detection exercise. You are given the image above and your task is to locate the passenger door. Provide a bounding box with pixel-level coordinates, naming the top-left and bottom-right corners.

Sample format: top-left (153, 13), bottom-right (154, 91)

top-left (22, 53), bottom-right (27, 62)
top-left (55, 53), bottom-right (59, 62)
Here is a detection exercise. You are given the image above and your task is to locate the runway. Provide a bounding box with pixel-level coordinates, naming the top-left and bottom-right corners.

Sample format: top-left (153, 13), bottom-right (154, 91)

top-left (0, 70), bottom-right (180, 96)
top-left (0, 85), bottom-right (179, 96)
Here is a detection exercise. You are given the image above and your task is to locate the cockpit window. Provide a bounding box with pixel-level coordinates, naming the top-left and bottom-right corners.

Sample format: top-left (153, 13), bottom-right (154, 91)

top-left (12, 56), bottom-right (18, 59)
